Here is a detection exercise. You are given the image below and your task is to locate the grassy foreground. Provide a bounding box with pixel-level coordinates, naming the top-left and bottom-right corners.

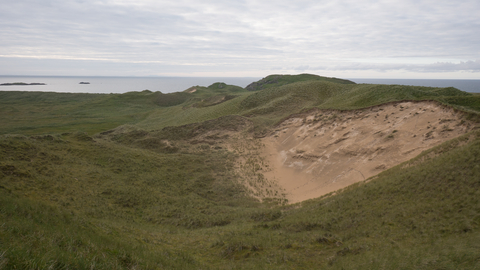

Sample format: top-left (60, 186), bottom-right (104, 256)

top-left (1, 74), bottom-right (480, 269)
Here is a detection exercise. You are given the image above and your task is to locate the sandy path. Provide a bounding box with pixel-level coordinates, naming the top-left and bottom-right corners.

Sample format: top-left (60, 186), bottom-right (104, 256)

top-left (261, 101), bottom-right (473, 203)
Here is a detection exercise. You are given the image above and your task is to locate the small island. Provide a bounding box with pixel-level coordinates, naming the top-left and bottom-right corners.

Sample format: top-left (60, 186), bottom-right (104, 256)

top-left (0, 82), bottom-right (46, 86)
top-left (79, 82), bottom-right (90, 84)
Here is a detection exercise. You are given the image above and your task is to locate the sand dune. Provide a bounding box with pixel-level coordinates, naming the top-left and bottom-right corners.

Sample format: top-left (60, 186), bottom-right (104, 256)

top-left (261, 101), bottom-right (473, 203)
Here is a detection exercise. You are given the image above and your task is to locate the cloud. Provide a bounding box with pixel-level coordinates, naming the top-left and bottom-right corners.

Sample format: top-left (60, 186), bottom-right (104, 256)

top-left (1, 0), bottom-right (479, 77)
top-left (300, 59), bottom-right (480, 73)
top-left (421, 60), bottom-right (480, 72)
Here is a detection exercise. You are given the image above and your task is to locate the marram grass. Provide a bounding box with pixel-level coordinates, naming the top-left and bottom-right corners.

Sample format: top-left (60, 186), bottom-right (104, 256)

top-left (1, 74), bottom-right (480, 269)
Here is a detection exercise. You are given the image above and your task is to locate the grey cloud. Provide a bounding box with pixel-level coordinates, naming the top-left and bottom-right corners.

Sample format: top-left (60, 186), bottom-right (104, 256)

top-left (294, 65), bottom-right (310, 72)
top-left (1, 0), bottom-right (479, 77)
top-left (416, 60), bottom-right (480, 72)
top-left (305, 60), bottom-right (480, 73)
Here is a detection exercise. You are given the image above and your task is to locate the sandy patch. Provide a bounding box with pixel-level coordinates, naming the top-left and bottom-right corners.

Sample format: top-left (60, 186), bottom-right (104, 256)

top-left (261, 101), bottom-right (473, 203)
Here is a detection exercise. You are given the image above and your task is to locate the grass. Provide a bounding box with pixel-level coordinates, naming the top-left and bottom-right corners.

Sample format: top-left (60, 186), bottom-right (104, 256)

top-left (1, 74), bottom-right (480, 268)
top-left (0, 189), bottom-right (199, 269)
top-left (140, 80), bottom-right (480, 136)
top-left (0, 128), bottom-right (262, 268)
top-left (2, 76), bottom-right (479, 137)
top-left (0, 131), bottom-right (260, 227)
top-left (245, 73), bottom-right (355, 91)
top-left (0, 91), bottom-right (158, 135)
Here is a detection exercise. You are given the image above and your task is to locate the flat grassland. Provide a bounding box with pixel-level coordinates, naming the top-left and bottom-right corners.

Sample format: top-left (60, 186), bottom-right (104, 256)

top-left (1, 74), bottom-right (480, 269)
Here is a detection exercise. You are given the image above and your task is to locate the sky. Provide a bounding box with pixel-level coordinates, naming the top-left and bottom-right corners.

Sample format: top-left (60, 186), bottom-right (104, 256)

top-left (1, 0), bottom-right (479, 79)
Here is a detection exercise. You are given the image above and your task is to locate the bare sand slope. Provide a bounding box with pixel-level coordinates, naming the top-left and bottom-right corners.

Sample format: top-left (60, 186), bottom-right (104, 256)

top-left (262, 101), bottom-right (473, 203)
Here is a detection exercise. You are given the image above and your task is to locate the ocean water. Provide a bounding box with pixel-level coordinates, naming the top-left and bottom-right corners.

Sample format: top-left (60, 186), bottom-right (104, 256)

top-left (0, 76), bottom-right (260, 94)
top-left (349, 78), bottom-right (480, 93)
top-left (1, 76), bottom-right (479, 94)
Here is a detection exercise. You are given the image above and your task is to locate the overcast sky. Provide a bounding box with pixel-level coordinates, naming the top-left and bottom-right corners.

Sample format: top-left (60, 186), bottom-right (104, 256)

top-left (1, 0), bottom-right (479, 78)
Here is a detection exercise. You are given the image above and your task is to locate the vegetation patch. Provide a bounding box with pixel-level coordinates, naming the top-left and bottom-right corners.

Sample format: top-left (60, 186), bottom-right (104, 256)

top-left (1, 74), bottom-right (480, 269)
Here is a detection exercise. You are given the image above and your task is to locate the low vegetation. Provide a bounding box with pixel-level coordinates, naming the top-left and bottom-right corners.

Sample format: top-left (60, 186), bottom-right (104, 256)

top-left (244, 73), bottom-right (355, 91)
top-left (1, 74), bottom-right (480, 269)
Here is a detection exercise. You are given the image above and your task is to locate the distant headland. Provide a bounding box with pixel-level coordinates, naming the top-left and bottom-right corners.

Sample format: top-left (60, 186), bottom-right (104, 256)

top-left (0, 82), bottom-right (46, 86)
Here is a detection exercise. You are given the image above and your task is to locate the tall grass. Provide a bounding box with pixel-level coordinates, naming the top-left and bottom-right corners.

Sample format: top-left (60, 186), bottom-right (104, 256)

top-left (2, 75), bottom-right (480, 268)
top-left (2, 128), bottom-right (480, 268)
top-left (0, 188), bottom-right (202, 269)
top-left (0, 91), bottom-right (158, 135)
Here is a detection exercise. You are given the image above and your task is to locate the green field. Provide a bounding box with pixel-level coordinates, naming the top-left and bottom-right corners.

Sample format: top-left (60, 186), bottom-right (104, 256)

top-left (1, 74), bottom-right (480, 269)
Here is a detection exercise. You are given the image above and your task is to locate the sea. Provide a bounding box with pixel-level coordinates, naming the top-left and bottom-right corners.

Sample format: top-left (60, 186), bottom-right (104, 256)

top-left (0, 76), bottom-right (261, 94)
top-left (350, 78), bottom-right (480, 93)
top-left (1, 76), bottom-right (479, 94)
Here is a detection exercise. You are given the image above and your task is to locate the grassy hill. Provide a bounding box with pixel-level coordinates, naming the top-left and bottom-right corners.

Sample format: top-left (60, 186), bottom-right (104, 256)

top-left (244, 73), bottom-right (355, 91)
top-left (1, 74), bottom-right (480, 269)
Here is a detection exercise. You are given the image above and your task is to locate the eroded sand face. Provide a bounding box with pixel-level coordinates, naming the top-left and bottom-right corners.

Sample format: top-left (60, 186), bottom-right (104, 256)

top-left (262, 101), bottom-right (472, 203)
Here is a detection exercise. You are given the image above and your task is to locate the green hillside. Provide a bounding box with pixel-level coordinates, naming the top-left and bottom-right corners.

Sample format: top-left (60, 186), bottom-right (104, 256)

top-left (1, 74), bottom-right (480, 269)
top-left (2, 75), bottom-right (479, 136)
top-left (244, 73), bottom-right (355, 91)
top-left (137, 78), bottom-right (480, 136)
